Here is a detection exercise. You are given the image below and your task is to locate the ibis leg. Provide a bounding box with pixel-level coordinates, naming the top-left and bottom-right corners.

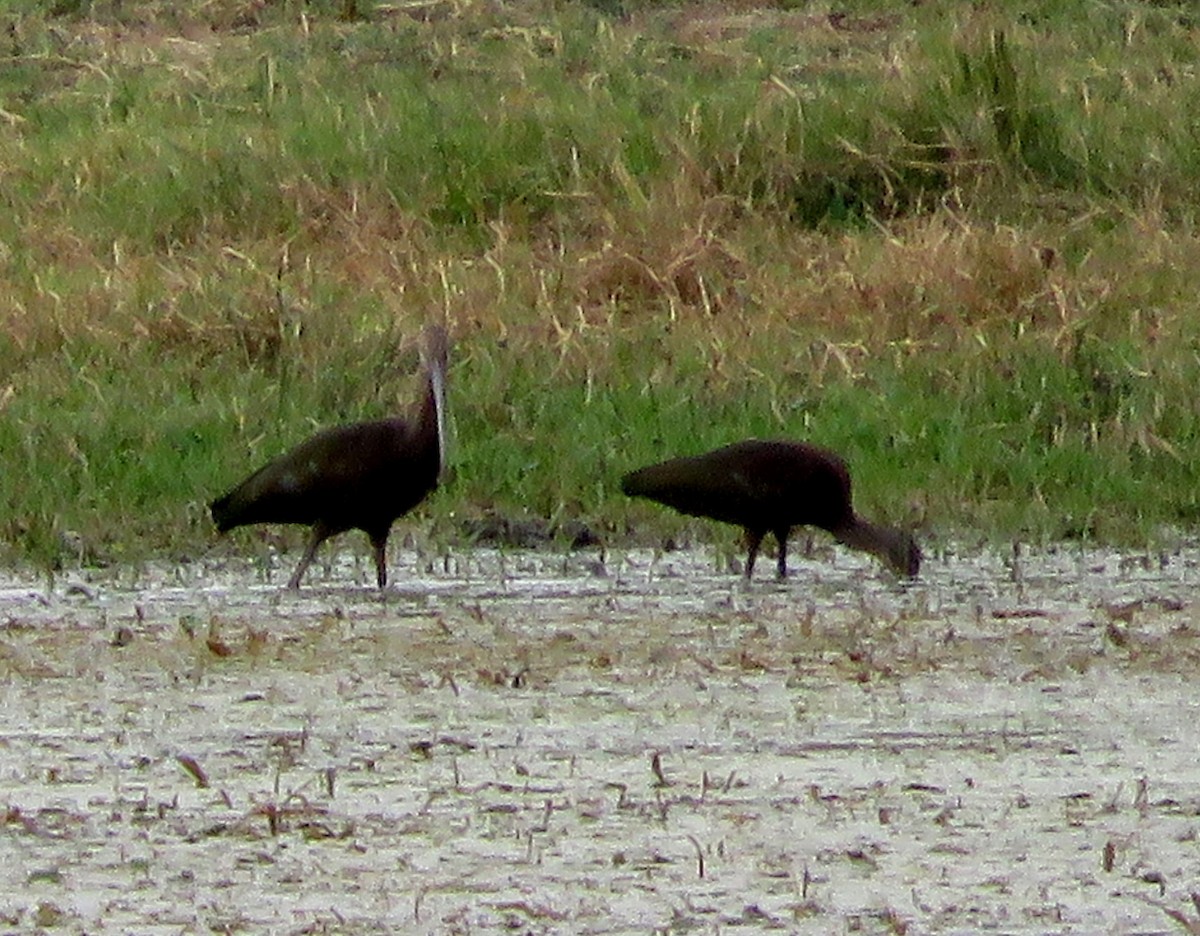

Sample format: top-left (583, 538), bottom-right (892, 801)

top-left (369, 532), bottom-right (389, 589)
top-left (744, 528), bottom-right (765, 580)
top-left (774, 527), bottom-right (791, 579)
top-left (288, 526), bottom-right (328, 590)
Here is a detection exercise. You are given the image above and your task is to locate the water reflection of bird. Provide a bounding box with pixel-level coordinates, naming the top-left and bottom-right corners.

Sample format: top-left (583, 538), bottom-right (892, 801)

top-left (621, 439), bottom-right (920, 580)
top-left (210, 325), bottom-right (449, 589)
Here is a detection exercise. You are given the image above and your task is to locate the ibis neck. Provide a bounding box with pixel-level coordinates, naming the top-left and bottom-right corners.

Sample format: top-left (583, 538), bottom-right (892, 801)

top-left (832, 516), bottom-right (910, 573)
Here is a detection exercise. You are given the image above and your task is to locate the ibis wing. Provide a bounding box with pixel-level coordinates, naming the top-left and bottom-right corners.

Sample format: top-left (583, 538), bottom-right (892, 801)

top-left (212, 422), bottom-right (408, 531)
top-left (623, 450), bottom-right (787, 527)
top-left (622, 440), bottom-right (854, 532)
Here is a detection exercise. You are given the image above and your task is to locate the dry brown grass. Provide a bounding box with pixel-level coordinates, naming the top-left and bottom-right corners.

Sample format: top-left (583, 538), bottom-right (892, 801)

top-left (2, 1), bottom-right (1193, 372)
top-left (6, 151), bottom-right (1198, 392)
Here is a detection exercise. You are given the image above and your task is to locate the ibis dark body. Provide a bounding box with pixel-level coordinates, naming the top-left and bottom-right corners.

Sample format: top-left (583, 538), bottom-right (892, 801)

top-left (210, 326), bottom-right (449, 589)
top-left (621, 440), bottom-right (920, 579)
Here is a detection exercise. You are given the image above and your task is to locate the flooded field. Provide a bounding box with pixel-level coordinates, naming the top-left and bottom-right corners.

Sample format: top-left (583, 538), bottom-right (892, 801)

top-left (2, 540), bottom-right (1200, 933)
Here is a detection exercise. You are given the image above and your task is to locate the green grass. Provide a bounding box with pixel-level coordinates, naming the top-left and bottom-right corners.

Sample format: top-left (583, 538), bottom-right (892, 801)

top-left (4, 0), bottom-right (1200, 569)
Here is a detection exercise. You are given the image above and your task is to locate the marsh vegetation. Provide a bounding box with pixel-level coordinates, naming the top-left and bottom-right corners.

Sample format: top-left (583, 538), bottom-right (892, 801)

top-left (3, 1), bottom-right (1200, 569)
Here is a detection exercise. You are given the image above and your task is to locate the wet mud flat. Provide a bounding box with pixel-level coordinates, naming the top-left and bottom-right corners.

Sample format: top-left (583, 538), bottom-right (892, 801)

top-left (2, 543), bottom-right (1200, 933)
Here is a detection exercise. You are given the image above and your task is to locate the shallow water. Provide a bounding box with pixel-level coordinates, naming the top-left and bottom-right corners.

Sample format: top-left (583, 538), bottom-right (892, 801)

top-left (2, 542), bottom-right (1200, 933)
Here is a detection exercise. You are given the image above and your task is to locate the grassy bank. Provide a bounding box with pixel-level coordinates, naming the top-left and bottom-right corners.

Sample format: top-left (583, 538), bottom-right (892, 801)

top-left (3, 0), bottom-right (1200, 569)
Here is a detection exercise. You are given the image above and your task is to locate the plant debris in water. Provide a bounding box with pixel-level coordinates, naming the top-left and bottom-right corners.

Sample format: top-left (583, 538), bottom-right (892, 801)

top-left (0, 542), bottom-right (1199, 932)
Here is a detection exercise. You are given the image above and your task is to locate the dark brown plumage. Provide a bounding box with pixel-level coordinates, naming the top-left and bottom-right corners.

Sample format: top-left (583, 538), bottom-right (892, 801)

top-left (210, 325), bottom-right (449, 589)
top-left (621, 439), bottom-right (920, 580)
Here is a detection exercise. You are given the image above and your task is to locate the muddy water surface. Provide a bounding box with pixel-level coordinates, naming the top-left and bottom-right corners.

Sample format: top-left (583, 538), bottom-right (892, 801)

top-left (2, 543), bottom-right (1200, 933)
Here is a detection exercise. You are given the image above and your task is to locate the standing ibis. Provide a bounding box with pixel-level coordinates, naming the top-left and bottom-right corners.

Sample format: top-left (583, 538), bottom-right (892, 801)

top-left (210, 324), bottom-right (449, 589)
top-left (621, 439), bottom-right (920, 579)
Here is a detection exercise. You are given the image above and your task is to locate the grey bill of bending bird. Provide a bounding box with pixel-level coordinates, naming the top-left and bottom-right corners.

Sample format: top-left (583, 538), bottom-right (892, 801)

top-left (209, 325), bottom-right (450, 590)
top-left (621, 439), bottom-right (921, 580)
